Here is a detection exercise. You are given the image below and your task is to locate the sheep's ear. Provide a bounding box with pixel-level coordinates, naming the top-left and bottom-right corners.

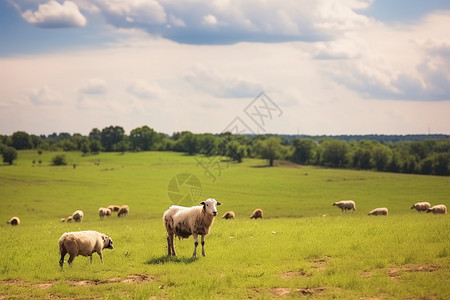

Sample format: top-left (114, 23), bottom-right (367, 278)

top-left (200, 201), bottom-right (205, 206)
top-left (217, 202), bottom-right (222, 206)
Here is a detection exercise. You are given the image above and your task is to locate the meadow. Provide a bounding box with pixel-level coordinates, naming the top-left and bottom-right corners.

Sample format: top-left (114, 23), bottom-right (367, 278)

top-left (0, 150), bottom-right (449, 299)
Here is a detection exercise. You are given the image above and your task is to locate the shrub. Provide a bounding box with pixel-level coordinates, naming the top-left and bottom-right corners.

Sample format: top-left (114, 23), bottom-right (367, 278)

top-left (52, 154), bottom-right (67, 166)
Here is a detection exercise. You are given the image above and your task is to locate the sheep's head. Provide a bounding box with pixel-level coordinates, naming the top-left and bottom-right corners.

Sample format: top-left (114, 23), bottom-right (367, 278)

top-left (103, 235), bottom-right (114, 249)
top-left (201, 198), bottom-right (222, 217)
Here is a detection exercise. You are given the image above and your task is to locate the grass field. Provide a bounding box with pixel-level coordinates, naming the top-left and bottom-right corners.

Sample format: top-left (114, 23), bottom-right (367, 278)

top-left (0, 150), bottom-right (449, 299)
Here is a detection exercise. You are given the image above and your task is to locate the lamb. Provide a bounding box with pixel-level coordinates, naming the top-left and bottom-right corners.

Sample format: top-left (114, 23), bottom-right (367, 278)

top-left (333, 200), bottom-right (356, 212)
top-left (222, 211), bottom-right (235, 219)
top-left (98, 207), bottom-right (112, 219)
top-left (71, 210), bottom-right (84, 222)
top-left (368, 207), bottom-right (388, 216)
top-left (67, 216), bottom-right (73, 222)
top-left (117, 205), bottom-right (129, 217)
top-left (426, 204), bottom-right (447, 214)
top-left (58, 230), bottom-right (113, 269)
top-left (250, 208), bottom-right (263, 219)
top-left (410, 202), bottom-right (431, 212)
top-left (107, 205), bottom-right (121, 212)
top-left (7, 216), bottom-right (20, 226)
top-left (163, 198), bottom-right (222, 257)
top-left (60, 218), bottom-right (66, 222)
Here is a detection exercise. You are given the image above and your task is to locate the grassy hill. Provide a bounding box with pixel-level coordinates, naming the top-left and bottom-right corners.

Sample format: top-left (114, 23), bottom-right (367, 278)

top-left (0, 151), bottom-right (449, 299)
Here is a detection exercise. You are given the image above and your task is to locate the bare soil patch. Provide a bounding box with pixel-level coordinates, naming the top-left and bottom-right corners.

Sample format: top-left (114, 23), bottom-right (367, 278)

top-left (250, 286), bottom-right (326, 298)
top-left (388, 264), bottom-right (440, 280)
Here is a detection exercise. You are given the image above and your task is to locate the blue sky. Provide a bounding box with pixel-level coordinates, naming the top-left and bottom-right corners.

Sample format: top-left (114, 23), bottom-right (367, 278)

top-left (1, 0), bottom-right (450, 135)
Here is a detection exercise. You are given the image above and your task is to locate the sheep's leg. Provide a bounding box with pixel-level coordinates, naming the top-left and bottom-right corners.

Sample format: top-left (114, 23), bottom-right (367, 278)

top-left (59, 252), bottom-right (66, 269)
top-left (90, 255), bottom-right (93, 264)
top-left (167, 234), bottom-right (176, 256)
top-left (98, 252), bottom-right (103, 263)
top-left (67, 255), bottom-right (76, 266)
top-left (192, 233), bottom-right (199, 257)
top-left (201, 235), bottom-right (206, 257)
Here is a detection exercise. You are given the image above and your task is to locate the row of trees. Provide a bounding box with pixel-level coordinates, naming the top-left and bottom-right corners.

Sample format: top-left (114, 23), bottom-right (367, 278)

top-left (1, 126), bottom-right (449, 175)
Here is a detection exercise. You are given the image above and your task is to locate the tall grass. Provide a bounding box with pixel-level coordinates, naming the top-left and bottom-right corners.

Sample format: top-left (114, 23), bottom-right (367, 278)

top-left (0, 151), bottom-right (449, 299)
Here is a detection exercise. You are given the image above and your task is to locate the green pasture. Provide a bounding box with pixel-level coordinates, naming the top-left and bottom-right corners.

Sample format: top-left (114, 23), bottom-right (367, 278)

top-left (0, 151), bottom-right (449, 299)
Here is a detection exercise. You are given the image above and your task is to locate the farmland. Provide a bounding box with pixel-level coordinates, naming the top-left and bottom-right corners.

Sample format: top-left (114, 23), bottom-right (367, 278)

top-left (0, 151), bottom-right (449, 299)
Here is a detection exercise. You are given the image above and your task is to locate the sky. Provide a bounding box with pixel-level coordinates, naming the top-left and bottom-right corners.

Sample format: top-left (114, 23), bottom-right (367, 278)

top-left (1, 0), bottom-right (450, 136)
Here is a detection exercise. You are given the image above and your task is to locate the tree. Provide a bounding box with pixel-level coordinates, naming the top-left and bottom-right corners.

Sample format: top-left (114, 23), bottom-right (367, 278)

top-left (2, 147), bottom-right (17, 165)
top-left (255, 137), bottom-right (281, 166)
top-left (101, 126), bottom-right (125, 152)
top-left (129, 126), bottom-right (158, 151)
top-left (11, 131), bottom-right (32, 150)
top-left (291, 138), bottom-right (315, 164)
top-left (89, 140), bottom-right (102, 154)
top-left (226, 140), bottom-right (246, 163)
top-left (371, 144), bottom-right (392, 171)
top-left (175, 131), bottom-right (198, 155)
top-left (52, 154), bottom-right (67, 166)
top-left (320, 139), bottom-right (350, 167)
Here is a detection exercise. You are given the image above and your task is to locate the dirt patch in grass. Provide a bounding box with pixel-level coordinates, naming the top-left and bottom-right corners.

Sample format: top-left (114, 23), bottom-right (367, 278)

top-left (281, 269), bottom-right (312, 278)
top-left (388, 264), bottom-right (440, 280)
top-left (0, 274), bottom-right (154, 289)
top-left (250, 287), bottom-right (326, 298)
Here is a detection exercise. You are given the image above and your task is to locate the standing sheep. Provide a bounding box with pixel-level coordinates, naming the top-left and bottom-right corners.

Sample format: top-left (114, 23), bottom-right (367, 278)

top-left (250, 209), bottom-right (263, 219)
top-left (98, 207), bottom-right (112, 219)
top-left (222, 211), bottom-right (235, 219)
top-left (107, 205), bottom-right (121, 212)
top-left (411, 202), bottom-right (431, 212)
top-left (7, 216), bottom-right (20, 226)
top-left (71, 210), bottom-right (84, 222)
top-left (163, 198), bottom-right (222, 257)
top-left (333, 200), bottom-right (356, 212)
top-left (426, 204), bottom-right (447, 214)
top-left (368, 207), bottom-right (388, 216)
top-left (117, 205), bottom-right (129, 217)
top-left (59, 230), bottom-right (113, 269)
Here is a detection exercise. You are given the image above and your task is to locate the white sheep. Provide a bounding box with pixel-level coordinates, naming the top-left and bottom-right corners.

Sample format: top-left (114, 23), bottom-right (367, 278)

top-left (332, 200), bottom-right (356, 212)
top-left (67, 216), bottom-right (73, 222)
top-left (222, 211), bottom-right (235, 219)
top-left (410, 202), bottom-right (431, 212)
top-left (426, 204), bottom-right (447, 214)
top-left (163, 198), bottom-right (222, 257)
top-left (71, 210), bottom-right (84, 222)
top-left (107, 205), bottom-right (121, 212)
top-left (58, 230), bottom-right (113, 269)
top-left (98, 207), bottom-right (112, 219)
top-left (7, 216), bottom-right (20, 226)
top-left (368, 207), bottom-right (388, 216)
top-left (250, 208), bottom-right (263, 219)
top-left (117, 205), bottom-right (129, 217)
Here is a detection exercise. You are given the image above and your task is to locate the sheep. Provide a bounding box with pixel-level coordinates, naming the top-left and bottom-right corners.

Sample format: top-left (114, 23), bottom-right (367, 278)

top-left (163, 198), bottom-right (222, 257)
top-left (107, 205), bottom-right (121, 212)
top-left (426, 204), bottom-right (447, 215)
top-left (67, 216), bottom-right (73, 222)
top-left (368, 207), bottom-right (388, 216)
top-left (98, 207), bottom-right (112, 219)
top-left (250, 208), bottom-right (263, 219)
top-left (60, 218), bottom-right (66, 223)
top-left (333, 200), bottom-right (356, 212)
top-left (411, 202), bottom-right (431, 212)
top-left (222, 211), bottom-right (235, 219)
top-left (7, 216), bottom-right (20, 226)
top-left (117, 205), bottom-right (129, 217)
top-left (58, 230), bottom-right (113, 269)
top-left (71, 210), bottom-right (84, 222)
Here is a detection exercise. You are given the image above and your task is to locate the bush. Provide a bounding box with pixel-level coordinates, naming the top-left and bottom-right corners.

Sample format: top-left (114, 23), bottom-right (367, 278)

top-left (51, 154), bottom-right (67, 166)
top-left (2, 146), bottom-right (18, 165)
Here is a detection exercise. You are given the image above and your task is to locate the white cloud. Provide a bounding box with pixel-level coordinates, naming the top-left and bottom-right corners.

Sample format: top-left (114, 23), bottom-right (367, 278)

top-left (28, 86), bottom-right (62, 105)
top-left (202, 14), bottom-right (218, 25)
top-left (184, 65), bottom-right (262, 98)
top-left (126, 80), bottom-right (162, 99)
top-left (80, 78), bottom-right (107, 94)
top-left (22, 0), bottom-right (87, 28)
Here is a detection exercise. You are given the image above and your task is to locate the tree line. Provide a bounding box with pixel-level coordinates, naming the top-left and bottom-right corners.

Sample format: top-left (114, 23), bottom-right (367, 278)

top-left (0, 126), bottom-right (449, 175)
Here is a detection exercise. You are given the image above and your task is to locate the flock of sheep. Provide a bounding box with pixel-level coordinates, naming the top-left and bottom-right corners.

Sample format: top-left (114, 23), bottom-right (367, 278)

top-left (4, 199), bottom-right (447, 269)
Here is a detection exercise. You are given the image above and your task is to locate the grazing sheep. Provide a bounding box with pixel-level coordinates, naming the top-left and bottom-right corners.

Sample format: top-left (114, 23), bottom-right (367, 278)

top-left (117, 205), bottom-right (129, 217)
top-left (333, 200), bottom-right (356, 212)
top-left (7, 216), bottom-right (20, 226)
top-left (58, 230), bottom-right (113, 269)
top-left (250, 208), bottom-right (263, 219)
top-left (98, 207), bottom-right (112, 219)
top-left (71, 210), bottom-right (84, 222)
top-left (67, 216), bottom-right (73, 222)
top-left (163, 198), bottom-right (222, 257)
top-left (60, 218), bottom-right (65, 223)
top-left (368, 207), bottom-right (388, 216)
top-left (222, 211), bottom-right (235, 219)
top-left (426, 204), bottom-right (447, 215)
top-left (411, 202), bottom-right (431, 212)
top-left (107, 205), bottom-right (121, 212)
